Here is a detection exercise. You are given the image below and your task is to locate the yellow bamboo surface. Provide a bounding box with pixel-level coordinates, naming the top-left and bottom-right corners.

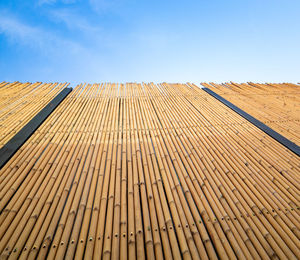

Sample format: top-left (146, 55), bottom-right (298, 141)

top-left (201, 82), bottom-right (300, 145)
top-left (0, 81), bottom-right (69, 148)
top-left (0, 83), bottom-right (299, 260)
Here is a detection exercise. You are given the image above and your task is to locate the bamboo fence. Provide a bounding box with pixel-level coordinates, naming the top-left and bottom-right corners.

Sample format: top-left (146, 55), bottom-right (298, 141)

top-left (0, 82), bottom-right (299, 259)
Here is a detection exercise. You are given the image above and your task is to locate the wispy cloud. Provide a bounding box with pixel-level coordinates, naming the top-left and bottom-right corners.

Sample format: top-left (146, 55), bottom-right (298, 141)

top-left (39, 0), bottom-right (125, 14)
top-left (38, 0), bottom-right (56, 5)
top-left (38, 0), bottom-right (77, 5)
top-left (89, 0), bottom-right (125, 13)
top-left (0, 14), bottom-right (38, 44)
top-left (49, 8), bottom-right (101, 33)
top-left (0, 12), bottom-right (86, 56)
top-left (89, 0), bottom-right (110, 12)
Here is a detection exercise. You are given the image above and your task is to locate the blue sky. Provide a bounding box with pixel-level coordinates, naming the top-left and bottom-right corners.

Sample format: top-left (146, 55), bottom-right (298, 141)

top-left (0, 0), bottom-right (299, 84)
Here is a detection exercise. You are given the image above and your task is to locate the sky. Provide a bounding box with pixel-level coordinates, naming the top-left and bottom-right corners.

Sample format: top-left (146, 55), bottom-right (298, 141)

top-left (0, 0), bottom-right (299, 85)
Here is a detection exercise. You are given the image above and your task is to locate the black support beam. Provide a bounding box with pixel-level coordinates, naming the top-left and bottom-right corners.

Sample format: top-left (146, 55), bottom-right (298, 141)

top-left (0, 87), bottom-right (72, 169)
top-left (202, 87), bottom-right (300, 156)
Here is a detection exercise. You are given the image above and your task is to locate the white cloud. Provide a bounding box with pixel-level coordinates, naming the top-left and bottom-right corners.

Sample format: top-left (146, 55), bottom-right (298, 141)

top-left (49, 8), bottom-right (101, 33)
top-left (38, 0), bottom-right (123, 14)
top-left (38, 0), bottom-right (57, 5)
top-left (89, 0), bottom-right (124, 13)
top-left (62, 0), bottom-right (78, 3)
top-left (0, 15), bottom-right (37, 43)
top-left (0, 13), bottom-right (86, 56)
top-left (89, 0), bottom-right (110, 11)
top-left (38, 0), bottom-right (77, 6)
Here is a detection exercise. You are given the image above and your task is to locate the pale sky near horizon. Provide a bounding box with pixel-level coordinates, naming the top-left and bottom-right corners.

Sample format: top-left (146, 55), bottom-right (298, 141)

top-left (0, 0), bottom-right (299, 85)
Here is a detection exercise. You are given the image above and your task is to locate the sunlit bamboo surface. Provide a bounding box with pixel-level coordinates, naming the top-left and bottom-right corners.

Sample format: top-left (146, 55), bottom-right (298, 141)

top-left (0, 83), bottom-right (299, 259)
top-left (201, 82), bottom-right (300, 146)
top-left (0, 81), bottom-right (68, 148)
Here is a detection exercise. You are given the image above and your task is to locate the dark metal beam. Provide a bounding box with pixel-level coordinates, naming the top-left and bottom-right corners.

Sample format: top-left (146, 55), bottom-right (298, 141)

top-left (0, 87), bottom-right (73, 169)
top-left (202, 87), bottom-right (300, 157)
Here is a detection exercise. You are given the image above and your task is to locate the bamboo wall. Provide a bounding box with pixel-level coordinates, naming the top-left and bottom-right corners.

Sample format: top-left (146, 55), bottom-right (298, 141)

top-left (202, 82), bottom-right (300, 145)
top-left (0, 83), bottom-right (299, 259)
top-left (0, 82), bottom-right (68, 148)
